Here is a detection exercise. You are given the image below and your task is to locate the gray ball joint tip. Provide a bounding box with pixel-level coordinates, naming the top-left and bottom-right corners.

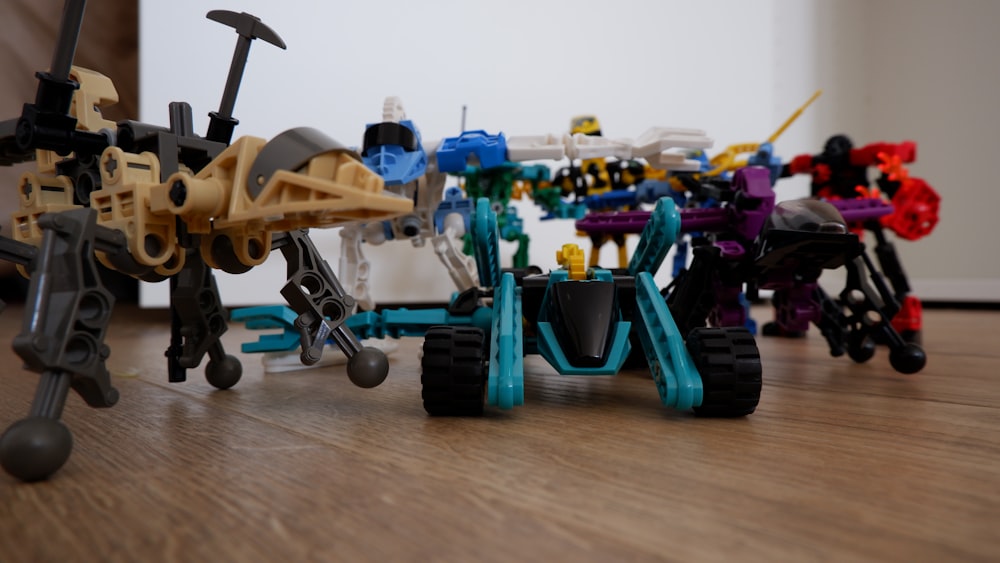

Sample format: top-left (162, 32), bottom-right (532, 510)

top-left (0, 417), bottom-right (74, 482)
top-left (346, 347), bottom-right (389, 388)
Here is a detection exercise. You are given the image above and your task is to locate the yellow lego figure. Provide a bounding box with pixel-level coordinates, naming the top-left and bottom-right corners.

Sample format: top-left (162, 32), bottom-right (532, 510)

top-left (569, 115), bottom-right (613, 196)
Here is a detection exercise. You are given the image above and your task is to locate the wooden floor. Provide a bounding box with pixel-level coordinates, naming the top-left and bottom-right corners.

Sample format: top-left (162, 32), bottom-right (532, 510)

top-left (0, 303), bottom-right (998, 561)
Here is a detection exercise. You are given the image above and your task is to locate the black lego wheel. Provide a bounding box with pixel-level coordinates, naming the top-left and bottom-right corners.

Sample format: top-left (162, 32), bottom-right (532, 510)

top-left (687, 327), bottom-right (762, 417)
top-left (421, 326), bottom-right (488, 416)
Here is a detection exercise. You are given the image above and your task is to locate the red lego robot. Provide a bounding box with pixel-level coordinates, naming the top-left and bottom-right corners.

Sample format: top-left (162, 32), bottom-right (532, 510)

top-left (779, 134), bottom-right (940, 342)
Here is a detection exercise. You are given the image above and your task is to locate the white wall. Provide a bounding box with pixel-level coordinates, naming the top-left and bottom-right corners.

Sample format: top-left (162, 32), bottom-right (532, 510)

top-left (856, 0), bottom-right (1000, 301)
top-left (137, 0), bottom-right (996, 306)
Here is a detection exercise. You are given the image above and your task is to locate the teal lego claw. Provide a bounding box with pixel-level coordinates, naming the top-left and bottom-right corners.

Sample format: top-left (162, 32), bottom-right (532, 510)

top-left (233, 304), bottom-right (493, 354)
top-left (231, 305), bottom-right (301, 353)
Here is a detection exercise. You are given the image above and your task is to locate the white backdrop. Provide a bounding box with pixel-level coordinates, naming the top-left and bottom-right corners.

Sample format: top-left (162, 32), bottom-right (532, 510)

top-left (137, 0), bottom-right (831, 306)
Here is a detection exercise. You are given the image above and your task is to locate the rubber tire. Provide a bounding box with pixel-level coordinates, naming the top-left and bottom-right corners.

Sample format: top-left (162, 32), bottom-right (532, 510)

top-left (421, 326), bottom-right (487, 416)
top-left (687, 327), bottom-right (762, 417)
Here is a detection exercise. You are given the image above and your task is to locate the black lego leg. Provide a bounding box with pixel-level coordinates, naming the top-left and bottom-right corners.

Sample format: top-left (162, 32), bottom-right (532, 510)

top-left (664, 244), bottom-right (720, 338)
top-left (867, 222), bottom-right (911, 300)
top-left (868, 222), bottom-right (922, 343)
top-left (838, 251), bottom-right (926, 374)
top-left (811, 284), bottom-right (848, 358)
top-left (0, 208), bottom-right (120, 481)
top-left (275, 230), bottom-right (388, 389)
top-left (166, 248), bottom-right (242, 389)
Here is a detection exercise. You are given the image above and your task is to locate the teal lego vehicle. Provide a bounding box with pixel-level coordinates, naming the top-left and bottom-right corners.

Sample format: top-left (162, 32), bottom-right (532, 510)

top-left (416, 197), bottom-right (762, 416)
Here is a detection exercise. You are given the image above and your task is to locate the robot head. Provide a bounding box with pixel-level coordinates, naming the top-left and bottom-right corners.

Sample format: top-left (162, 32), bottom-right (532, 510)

top-left (570, 115), bottom-right (602, 136)
top-left (822, 134), bottom-right (854, 163)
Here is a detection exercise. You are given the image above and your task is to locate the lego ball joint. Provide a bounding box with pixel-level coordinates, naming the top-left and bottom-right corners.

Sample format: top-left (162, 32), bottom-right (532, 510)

top-left (347, 347), bottom-right (390, 388)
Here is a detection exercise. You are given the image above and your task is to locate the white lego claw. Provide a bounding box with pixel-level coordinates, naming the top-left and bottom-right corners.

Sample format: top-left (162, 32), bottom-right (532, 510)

top-left (632, 126), bottom-right (713, 157)
top-left (631, 127), bottom-right (714, 171)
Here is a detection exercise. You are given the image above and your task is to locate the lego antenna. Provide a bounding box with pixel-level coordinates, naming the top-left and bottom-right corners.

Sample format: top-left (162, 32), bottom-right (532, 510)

top-left (205, 10), bottom-right (287, 144)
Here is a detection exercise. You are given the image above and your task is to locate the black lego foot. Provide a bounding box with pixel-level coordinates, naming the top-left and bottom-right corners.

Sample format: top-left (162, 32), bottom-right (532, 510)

top-left (890, 343), bottom-right (926, 375)
top-left (0, 417), bottom-right (73, 482)
top-left (347, 347), bottom-right (389, 388)
top-left (205, 354), bottom-right (243, 389)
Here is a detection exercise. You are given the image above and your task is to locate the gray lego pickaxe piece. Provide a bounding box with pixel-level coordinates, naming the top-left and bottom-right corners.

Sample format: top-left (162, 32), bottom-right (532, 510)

top-left (205, 10), bottom-right (286, 144)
